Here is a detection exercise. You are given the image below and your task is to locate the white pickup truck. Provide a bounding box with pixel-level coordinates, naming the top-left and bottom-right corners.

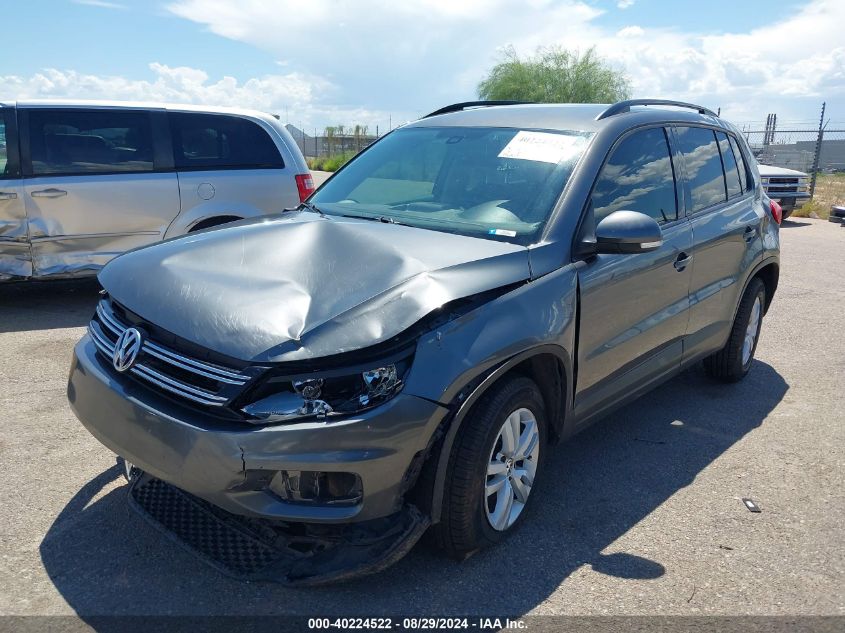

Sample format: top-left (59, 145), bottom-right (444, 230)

top-left (756, 164), bottom-right (811, 219)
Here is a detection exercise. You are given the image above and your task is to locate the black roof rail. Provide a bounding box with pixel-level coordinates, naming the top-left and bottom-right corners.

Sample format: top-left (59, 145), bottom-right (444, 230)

top-left (596, 99), bottom-right (717, 120)
top-left (423, 100), bottom-right (534, 119)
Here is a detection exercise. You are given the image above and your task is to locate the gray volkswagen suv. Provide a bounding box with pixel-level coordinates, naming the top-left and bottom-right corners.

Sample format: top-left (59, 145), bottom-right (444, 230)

top-left (67, 99), bottom-right (780, 584)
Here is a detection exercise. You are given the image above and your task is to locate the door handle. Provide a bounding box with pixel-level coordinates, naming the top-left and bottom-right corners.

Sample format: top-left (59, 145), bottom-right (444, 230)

top-left (31, 188), bottom-right (67, 198)
top-left (673, 252), bottom-right (692, 272)
top-left (743, 226), bottom-right (757, 243)
top-left (0, 192), bottom-right (17, 200)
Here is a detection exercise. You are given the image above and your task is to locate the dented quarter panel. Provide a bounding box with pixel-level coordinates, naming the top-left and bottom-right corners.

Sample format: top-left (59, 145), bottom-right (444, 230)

top-left (99, 212), bottom-right (533, 363)
top-left (0, 240), bottom-right (33, 280)
top-left (0, 175), bottom-right (31, 279)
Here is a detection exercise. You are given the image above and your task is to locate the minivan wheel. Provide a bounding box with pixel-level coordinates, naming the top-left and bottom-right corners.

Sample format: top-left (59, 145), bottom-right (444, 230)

top-left (704, 277), bottom-right (766, 382)
top-left (434, 376), bottom-right (547, 558)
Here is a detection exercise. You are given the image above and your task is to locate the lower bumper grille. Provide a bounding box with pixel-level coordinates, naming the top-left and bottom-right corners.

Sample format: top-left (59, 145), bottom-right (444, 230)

top-left (129, 476), bottom-right (283, 576)
top-left (127, 474), bottom-right (429, 584)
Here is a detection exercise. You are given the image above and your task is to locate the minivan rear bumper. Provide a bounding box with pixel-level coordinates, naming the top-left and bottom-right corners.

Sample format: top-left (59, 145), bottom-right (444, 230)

top-left (68, 335), bottom-right (448, 523)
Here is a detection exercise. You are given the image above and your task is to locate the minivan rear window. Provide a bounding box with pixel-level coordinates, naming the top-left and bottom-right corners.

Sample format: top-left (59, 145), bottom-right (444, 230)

top-left (170, 113), bottom-right (283, 170)
top-left (28, 109), bottom-right (154, 176)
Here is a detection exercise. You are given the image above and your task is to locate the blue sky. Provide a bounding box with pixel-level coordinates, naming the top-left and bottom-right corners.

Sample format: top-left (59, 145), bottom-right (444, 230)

top-left (3, 0), bottom-right (842, 131)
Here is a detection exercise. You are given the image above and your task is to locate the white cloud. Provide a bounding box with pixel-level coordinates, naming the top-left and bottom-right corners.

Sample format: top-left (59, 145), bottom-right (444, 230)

top-left (7, 1), bottom-right (844, 128)
top-left (617, 26), bottom-right (644, 38)
top-left (72, 0), bottom-right (126, 9)
top-left (161, 0), bottom-right (844, 124)
top-left (617, 0), bottom-right (636, 8)
top-left (0, 63), bottom-right (389, 129)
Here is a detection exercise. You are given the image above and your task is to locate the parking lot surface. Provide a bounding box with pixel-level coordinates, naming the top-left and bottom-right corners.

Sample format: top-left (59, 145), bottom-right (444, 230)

top-left (0, 218), bottom-right (842, 617)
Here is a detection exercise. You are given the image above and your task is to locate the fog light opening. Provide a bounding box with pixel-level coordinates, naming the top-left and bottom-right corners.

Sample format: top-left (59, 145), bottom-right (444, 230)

top-left (269, 470), bottom-right (363, 506)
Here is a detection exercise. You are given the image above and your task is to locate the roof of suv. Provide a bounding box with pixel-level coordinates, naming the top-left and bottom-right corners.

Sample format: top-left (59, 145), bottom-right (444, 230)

top-left (409, 102), bottom-right (727, 134)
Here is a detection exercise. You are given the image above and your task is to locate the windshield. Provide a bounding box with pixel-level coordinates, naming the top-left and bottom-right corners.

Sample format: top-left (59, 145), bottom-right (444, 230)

top-left (310, 126), bottom-right (592, 244)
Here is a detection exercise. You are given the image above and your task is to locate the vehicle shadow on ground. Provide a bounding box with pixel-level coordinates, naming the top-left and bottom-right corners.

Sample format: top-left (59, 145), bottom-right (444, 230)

top-left (0, 279), bottom-right (101, 333)
top-left (779, 219), bottom-right (813, 228)
top-left (40, 361), bottom-right (787, 618)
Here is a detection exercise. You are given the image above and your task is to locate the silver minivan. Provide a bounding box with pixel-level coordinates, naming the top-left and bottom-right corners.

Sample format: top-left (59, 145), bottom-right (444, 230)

top-left (0, 100), bottom-right (312, 280)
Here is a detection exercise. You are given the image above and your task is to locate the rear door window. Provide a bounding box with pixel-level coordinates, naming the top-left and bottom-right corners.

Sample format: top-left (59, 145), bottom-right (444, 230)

top-left (675, 127), bottom-right (727, 212)
top-left (716, 132), bottom-right (743, 199)
top-left (591, 127), bottom-right (678, 225)
top-left (169, 113), bottom-right (283, 170)
top-left (27, 109), bottom-right (154, 176)
top-left (728, 135), bottom-right (749, 192)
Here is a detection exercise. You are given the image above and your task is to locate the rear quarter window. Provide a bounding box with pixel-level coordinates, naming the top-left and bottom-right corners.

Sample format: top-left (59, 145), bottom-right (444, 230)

top-left (170, 113), bottom-right (283, 170)
top-left (728, 135), bottom-right (750, 192)
top-left (716, 132), bottom-right (743, 199)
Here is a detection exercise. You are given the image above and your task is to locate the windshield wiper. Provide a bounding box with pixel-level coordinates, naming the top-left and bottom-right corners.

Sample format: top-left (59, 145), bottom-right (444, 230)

top-left (342, 214), bottom-right (409, 226)
top-left (298, 200), bottom-right (327, 218)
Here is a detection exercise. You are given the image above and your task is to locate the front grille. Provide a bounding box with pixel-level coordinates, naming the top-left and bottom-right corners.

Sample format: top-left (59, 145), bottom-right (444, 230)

top-left (769, 177), bottom-right (800, 185)
top-left (767, 185), bottom-right (800, 194)
top-left (88, 299), bottom-right (256, 408)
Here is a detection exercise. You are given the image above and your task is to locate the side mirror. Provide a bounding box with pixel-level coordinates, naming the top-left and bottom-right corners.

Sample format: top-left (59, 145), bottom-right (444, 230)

top-left (593, 210), bottom-right (663, 254)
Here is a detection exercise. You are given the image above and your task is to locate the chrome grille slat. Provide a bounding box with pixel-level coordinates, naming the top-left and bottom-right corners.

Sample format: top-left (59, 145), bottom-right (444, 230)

top-left (96, 303), bottom-right (122, 336)
top-left (142, 345), bottom-right (246, 385)
top-left (96, 302), bottom-right (246, 384)
top-left (89, 300), bottom-right (252, 408)
top-left (143, 340), bottom-right (246, 383)
top-left (131, 365), bottom-right (228, 404)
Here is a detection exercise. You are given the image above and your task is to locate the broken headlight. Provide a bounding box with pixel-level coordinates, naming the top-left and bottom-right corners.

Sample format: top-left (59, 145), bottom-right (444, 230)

top-left (240, 354), bottom-right (412, 424)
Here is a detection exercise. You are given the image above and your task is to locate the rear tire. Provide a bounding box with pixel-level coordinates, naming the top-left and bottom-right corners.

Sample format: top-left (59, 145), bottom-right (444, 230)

top-left (433, 375), bottom-right (547, 558)
top-left (704, 277), bottom-right (766, 382)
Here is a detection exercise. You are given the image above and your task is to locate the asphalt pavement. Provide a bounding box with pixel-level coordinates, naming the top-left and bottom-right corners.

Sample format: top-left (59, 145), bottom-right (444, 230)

top-left (0, 218), bottom-right (842, 617)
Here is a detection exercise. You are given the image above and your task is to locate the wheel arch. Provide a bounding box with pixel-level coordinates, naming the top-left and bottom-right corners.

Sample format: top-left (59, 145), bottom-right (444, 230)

top-left (755, 260), bottom-right (779, 313)
top-left (187, 215), bottom-right (244, 232)
top-left (411, 344), bottom-right (572, 524)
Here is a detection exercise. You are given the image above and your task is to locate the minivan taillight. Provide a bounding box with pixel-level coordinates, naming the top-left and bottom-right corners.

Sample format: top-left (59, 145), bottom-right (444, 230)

top-left (769, 199), bottom-right (783, 225)
top-left (295, 173), bottom-right (315, 202)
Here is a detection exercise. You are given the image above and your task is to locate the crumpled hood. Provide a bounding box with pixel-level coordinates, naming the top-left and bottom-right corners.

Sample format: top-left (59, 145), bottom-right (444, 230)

top-left (99, 212), bottom-right (530, 363)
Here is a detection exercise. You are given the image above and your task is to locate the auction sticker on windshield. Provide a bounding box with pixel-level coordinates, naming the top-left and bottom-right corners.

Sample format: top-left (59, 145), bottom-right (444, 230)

top-left (498, 130), bottom-right (585, 164)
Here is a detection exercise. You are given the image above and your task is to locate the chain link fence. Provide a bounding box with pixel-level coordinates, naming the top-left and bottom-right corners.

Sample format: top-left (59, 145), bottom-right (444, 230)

top-left (740, 128), bottom-right (845, 174)
top-left (284, 124), bottom-right (379, 159)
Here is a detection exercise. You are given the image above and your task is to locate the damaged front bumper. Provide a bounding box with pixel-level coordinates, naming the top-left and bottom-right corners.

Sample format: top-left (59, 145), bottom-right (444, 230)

top-left (128, 472), bottom-right (429, 585)
top-left (68, 335), bottom-right (448, 580)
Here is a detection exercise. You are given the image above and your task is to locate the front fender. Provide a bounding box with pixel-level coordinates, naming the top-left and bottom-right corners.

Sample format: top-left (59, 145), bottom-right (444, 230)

top-left (403, 264), bottom-right (579, 522)
top-left (404, 264), bottom-right (578, 405)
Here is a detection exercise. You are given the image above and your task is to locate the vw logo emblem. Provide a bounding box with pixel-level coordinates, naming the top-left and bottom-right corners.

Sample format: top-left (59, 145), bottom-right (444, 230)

top-left (113, 328), bottom-right (143, 373)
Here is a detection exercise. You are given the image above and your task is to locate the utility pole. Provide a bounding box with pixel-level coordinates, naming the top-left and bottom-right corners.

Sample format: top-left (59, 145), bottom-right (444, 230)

top-left (810, 102), bottom-right (826, 198)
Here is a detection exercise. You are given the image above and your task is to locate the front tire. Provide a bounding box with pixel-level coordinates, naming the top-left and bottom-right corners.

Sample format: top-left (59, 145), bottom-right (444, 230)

top-left (704, 277), bottom-right (766, 382)
top-left (433, 376), bottom-right (547, 558)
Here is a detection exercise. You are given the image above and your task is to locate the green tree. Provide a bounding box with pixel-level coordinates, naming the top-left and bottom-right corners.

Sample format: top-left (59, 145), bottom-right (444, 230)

top-left (478, 46), bottom-right (631, 104)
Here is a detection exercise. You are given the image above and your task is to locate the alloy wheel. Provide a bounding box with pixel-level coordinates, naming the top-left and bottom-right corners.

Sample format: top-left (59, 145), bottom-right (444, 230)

top-left (742, 296), bottom-right (762, 366)
top-left (484, 407), bottom-right (541, 531)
